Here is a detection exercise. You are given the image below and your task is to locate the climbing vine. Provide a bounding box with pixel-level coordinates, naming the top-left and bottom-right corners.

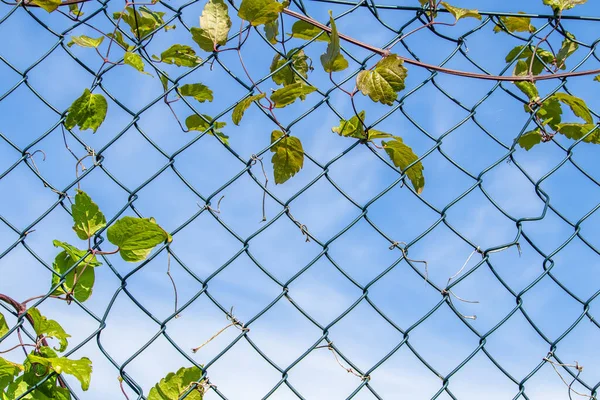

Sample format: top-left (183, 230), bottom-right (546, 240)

top-left (1, 0), bottom-right (599, 398)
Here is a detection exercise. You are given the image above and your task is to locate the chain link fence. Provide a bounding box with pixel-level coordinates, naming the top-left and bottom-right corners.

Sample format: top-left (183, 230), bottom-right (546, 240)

top-left (1, 0), bottom-right (600, 398)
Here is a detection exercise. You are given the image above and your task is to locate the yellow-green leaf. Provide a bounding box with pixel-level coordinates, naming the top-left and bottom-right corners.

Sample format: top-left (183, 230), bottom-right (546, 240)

top-left (264, 20), bottom-right (279, 44)
top-left (0, 313), bottom-right (8, 337)
top-left (27, 308), bottom-right (71, 352)
top-left (124, 52), bottom-right (151, 75)
top-left (270, 131), bottom-right (304, 184)
top-left (64, 89), bottom-right (108, 133)
top-left (27, 354), bottom-right (92, 391)
top-left (356, 54), bottom-right (407, 105)
top-left (270, 49), bottom-right (310, 86)
top-left (191, 0), bottom-right (232, 52)
top-left (114, 6), bottom-right (169, 39)
top-left (107, 31), bottom-right (133, 51)
top-left (71, 190), bottom-right (106, 240)
top-left (289, 20), bottom-right (329, 42)
top-left (67, 35), bottom-right (104, 48)
top-left (270, 83), bottom-right (316, 108)
top-left (30, 0), bottom-right (61, 13)
top-left (542, 0), bottom-right (587, 11)
top-left (107, 216), bottom-right (171, 262)
top-left (238, 0), bottom-right (283, 26)
top-left (157, 44), bottom-right (202, 67)
top-left (148, 367), bottom-right (204, 400)
top-left (440, 2), bottom-right (481, 21)
top-left (232, 93), bottom-right (266, 125)
top-left (556, 32), bottom-right (578, 69)
top-left (332, 111), bottom-right (367, 140)
top-left (551, 92), bottom-right (593, 124)
top-left (51, 250), bottom-right (96, 303)
top-left (518, 129), bottom-right (543, 150)
top-left (514, 81), bottom-right (539, 101)
top-left (178, 83), bottom-right (214, 103)
top-left (320, 11), bottom-right (348, 73)
top-left (557, 123), bottom-right (600, 143)
top-left (382, 137), bottom-right (425, 194)
top-left (494, 14), bottom-right (536, 33)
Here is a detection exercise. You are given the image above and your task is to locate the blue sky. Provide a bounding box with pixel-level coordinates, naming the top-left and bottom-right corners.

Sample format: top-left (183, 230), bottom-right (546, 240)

top-left (1, 0), bottom-right (600, 399)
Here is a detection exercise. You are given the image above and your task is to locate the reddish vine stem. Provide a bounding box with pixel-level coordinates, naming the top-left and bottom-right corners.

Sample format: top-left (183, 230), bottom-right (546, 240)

top-left (281, 8), bottom-right (600, 82)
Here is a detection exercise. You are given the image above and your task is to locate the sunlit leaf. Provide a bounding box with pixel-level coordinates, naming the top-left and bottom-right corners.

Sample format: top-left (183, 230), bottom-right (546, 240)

top-left (542, 0), bottom-right (587, 11)
top-left (556, 32), bottom-right (578, 69)
top-left (494, 14), bottom-right (536, 33)
top-left (124, 52), bottom-right (152, 75)
top-left (440, 2), bottom-right (481, 21)
top-left (30, 0), bottom-right (61, 13)
top-left (270, 83), bottom-right (316, 108)
top-left (270, 49), bottom-right (310, 86)
top-left (332, 111), bottom-right (367, 140)
top-left (27, 354), bottom-right (92, 391)
top-left (552, 92), bottom-right (593, 124)
top-left (107, 216), bottom-right (171, 262)
top-left (157, 44), bottom-right (202, 67)
top-left (67, 35), bottom-right (104, 48)
top-left (289, 20), bottom-right (329, 42)
top-left (557, 123), bottom-right (600, 143)
top-left (238, 0), bottom-right (283, 26)
top-left (51, 250), bottom-right (96, 303)
top-left (71, 190), bottom-right (106, 240)
top-left (356, 54), bottom-right (407, 105)
top-left (382, 137), bottom-right (425, 194)
top-left (264, 20), bottom-right (279, 44)
top-left (26, 308), bottom-right (71, 352)
top-left (517, 129), bottom-right (543, 150)
top-left (64, 89), bottom-right (108, 133)
top-left (320, 11), bottom-right (348, 73)
top-left (191, 0), bottom-right (232, 52)
top-left (148, 366), bottom-right (204, 400)
top-left (270, 130), bottom-right (304, 184)
top-left (178, 83), bottom-right (214, 103)
top-left (114, 6), bottom-right (172, 39)
top-left (232, 93), bottom-right (266, 125)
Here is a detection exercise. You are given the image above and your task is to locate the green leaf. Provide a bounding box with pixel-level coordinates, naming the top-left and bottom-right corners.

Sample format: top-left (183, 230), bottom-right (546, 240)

top-left (185, 115), bottom-right (228, 143)
top-left (191, 0), bottom-right (232, 52)
top-left (542, 0), bottom-right (587, 11)
top-left (51, 250), bottom-right (96, 303)
top-left (148, 366), bottom-right (204, 400)
top-left (26, 308), bottom-right (71, 352)
top-left (368, 129), bottom-right (393, 140)
top-left (532, 97), bottom-right (563, 130)
top-left (356, 54), bottom-right (408, 105)
top-left (238, 0), bottom-right (283, 26)
top-left (0, 313), bottom-right (7, 337)
top-left (67, 35), bottom-right (104, 48)
top-left (507, 45), bottom-right (555, 75)
top-left (178, 84), bottom-right (214, 103)
top-left (0, 358), bottom-right (23, 393)
top-left (289, 20), bottom-right (329, 42)
top-left (382, 137), bottom-right (425, 194)
top-left (557, 123), bottom-right (600, 143)
top-left (160, 73), bottom-right (170, 92)
top-left (107, 216), bottom-right (171, 262)
top-left (114, 6), bottom-right (170, 39)
top-left (69, 3), bottom-right (84, 17)
top-left (270, 131), bottom-right (304, 184)
top-left (332, 111), bottom-right (367, 140)
top-left (52, 240), bottom-right (101, 267)
top-left (264, 20), bottom-right (279, 44)
top-left (64, 88), bottom-right (108, 133)
top-left (71, 189), bottom-right (106, 240)
top-left (551, 92), bottom-right (593, 124)
top-left (270, 83), bottom-right (316, 108)
top-left (494, 14), bottom-right (536, 33)
top-left (514, 81), bottom-right (539, 101)
top-left (556, 33), bottom-right (578, 69)
top-left (518, 129), bottom-right (543, 150)
top-left (124, 52), bottom-right (151, 75)
top-left (27, 354), bottom-right (92, 391)
top-left (595, 75), bottom-right (600, 82)
top-left (30, 0), bottom-right (61, 13)
top-left (107, 31), bottom-right (133, 51)
top-left (270, 49), bottom-right (310, 86)
top-left (232, 93), bottom-right (266, 125)
top-left (157, 44), bottom-right (202, 67)
top-left (320, 11), bottom-right (348, 73)
top-left (440, 2), bottom-right (481, 21)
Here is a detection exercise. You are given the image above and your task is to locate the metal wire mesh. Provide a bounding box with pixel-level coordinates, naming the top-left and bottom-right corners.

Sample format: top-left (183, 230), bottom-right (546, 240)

top-left (1, 0), bottom-right (600, 399)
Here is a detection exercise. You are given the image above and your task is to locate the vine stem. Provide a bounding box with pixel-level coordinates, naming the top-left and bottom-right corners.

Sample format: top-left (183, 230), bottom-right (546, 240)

top-left (281, 8), bottom-right (600, 82)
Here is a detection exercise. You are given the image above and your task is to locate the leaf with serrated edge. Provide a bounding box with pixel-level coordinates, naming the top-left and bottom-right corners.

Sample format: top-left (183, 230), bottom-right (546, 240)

top-left (64, 89), bottom-right (108, 133)
top-left (382, 137), bottom-right (425, 194)
top-left (270, 49), bottom-right (310, 86)
top-left (289, 20), bottom-right (329, 42)
top-left (542, 0), bottom-right (587, 11)
top-left (107, 216), bottom-right (171, 262)
top-left (51, 250), bottom-right (95, 303)
top-left (440, 2), bottom-right (481, 21)
top-left (232, 93), bottom-right (266, 125)
top-left (332, 111), bottom-right (367, 140)
top-left (191, 0), bottom-right (232, 52)
top-left (494, 14), bottom-right (535, 34)
top-left (557, 123), bottom-right (600, 143)
top-left (270, 83), bottom-right (316, 108)
top-left (551, 92), bottom-right (593, 124)
top-left (320, 11), bottom-right (348, 73)
top-left (179, 84), bottom-right (214, 103)
top-left (148, 367), bottom-right (204, 400)
top-left (356, 54), bottom-right (407, 105)
top-left (27, 354), bottom-right (92, 391)
top-left (238, 0), bottom-right (283, 26)
top-left (270, 131), bottom-right (304, 184)
top-left (518, 129), bottom-right (543, 150)
top-left (71, 190), bottom-right (106, 240)
top-left (68, 35), bottom-right (104, 48)
top-left (124, 52), bottom-right (152, 75)
top-left (158, 44), bottom-right (202, 67)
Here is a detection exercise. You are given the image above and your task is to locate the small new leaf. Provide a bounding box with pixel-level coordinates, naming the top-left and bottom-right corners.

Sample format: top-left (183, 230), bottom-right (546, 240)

top-left (191, 0), bottom-right (232, 52)
top-left (124, 52), bottom-right (151, 75)
top-left (107, 31), bottom-right (133, 51)
top-left (178, 84), bottom-right (214, 103)
top-left (107, 216), bottom-right (171, 262)
top-left (382, 137), bottom-right (425, 194)
top-left (320, 11), bottom-right (348, 73)
top-left (0, 313), bottom-right (8, 337)
top-left (185, 115), bottom-right (228, 143)
top-left (518, 129), bottom-right (543, 150)
top-left (72, 189), bottom-right (106, 240)
top-left (440, 2), bottom-right (481, 21)
top-left (494, 14), bottom-right (536, 33)
top-left (238, 0), bottom-right (283, 26)
top-left (27, 308), bottom-right (71, 352)
top-left (356, 54), bottom-right (407, 105)
top-left (556, 33), bottom-right (578, 69)
top-left (270, 83), bottom-right (316, 108)
top-left (158, 44), bottom-right (202, 67)
top-left (148, 366), bottom-right (204, 400)
top-left (65, 89), bottom-right (108, 133)
top-left (289, 20), bottom-right (329, 42)
top-left (270, 131), bottom-right (304, 184)
top-left (30, 0), bottom-right (61, 13)
top-left (69, 3), bottom-right (84, 17)
top-left (27, 354), bottom-right (92, 391)
top-left (232, 93), bottom-right (266, 125)
top-left (67, 35), bottom-right (104, 48)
